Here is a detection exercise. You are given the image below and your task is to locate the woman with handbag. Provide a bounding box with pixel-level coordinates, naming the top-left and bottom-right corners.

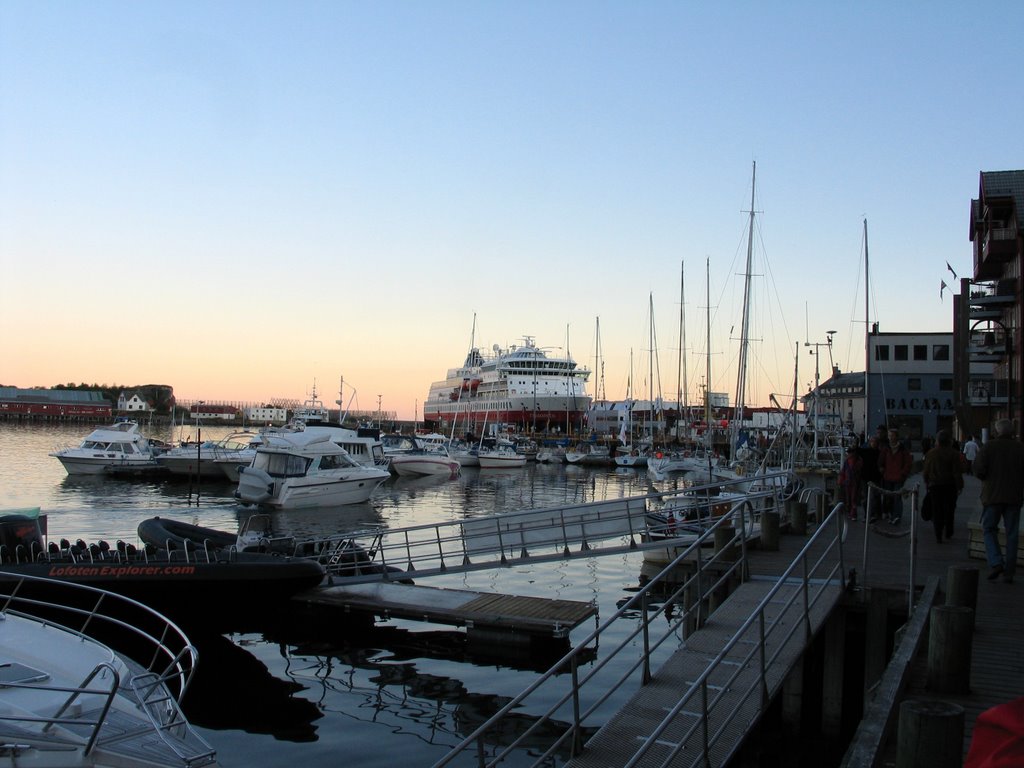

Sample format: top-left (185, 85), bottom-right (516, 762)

top-left (922, 430), bottom-right (964, 543)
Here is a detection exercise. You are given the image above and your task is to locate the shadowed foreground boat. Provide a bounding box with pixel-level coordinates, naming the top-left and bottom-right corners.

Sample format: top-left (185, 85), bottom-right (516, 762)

top-left (0, 571), bottom-right (216, 767)
top-left (0, 509), bottom-right (325, 632)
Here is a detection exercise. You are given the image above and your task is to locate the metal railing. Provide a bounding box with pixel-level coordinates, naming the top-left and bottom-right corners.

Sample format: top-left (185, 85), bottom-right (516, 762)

top-left (860, 481), bottom-right (920, 618)
top-left (432, 497), bottom-right (848, 767)
top-left (292, 471), bottom-right (796, 582)
top-left (0, 572), bottom-right (214, 764)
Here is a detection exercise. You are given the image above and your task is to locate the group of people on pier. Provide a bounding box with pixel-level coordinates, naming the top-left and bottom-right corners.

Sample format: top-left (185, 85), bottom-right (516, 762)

top-left (836, 421), bottom-right (1020, 586)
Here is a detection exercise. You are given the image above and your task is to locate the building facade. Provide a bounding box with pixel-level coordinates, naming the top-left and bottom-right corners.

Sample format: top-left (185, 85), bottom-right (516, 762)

top-left (245, 405), bottom-right (288, 425)
top-left (955, 169), bottom-right (1024, 437)
top-left (117, 392), bottom-right (152, 412)
top-left (806, 331), bottom-right (955, 449)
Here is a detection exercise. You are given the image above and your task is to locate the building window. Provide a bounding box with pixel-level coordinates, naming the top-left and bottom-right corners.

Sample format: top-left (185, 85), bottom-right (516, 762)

top-left (875, 345), bottom-right (890, 361)
top-left (914, 345), bottom-right (927, 360)
top-left (895, 345), bottom-right (908, 361)
top-left (939, 378), bottom-right (953, 391)
top-left (933, 345), bottom-right (950, 361)
top-left (908, 378), bottom-right (921, 391)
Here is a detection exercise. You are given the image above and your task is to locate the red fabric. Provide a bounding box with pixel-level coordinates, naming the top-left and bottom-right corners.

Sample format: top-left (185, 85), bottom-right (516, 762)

top-left (966, 697), bottom-right (1024, 768)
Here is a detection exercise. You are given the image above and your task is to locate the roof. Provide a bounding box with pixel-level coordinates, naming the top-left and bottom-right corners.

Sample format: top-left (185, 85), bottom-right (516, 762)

top-left (0, 387), bottom-right (111, 405)
top-left (972, 170), bottom-right (1024, 235)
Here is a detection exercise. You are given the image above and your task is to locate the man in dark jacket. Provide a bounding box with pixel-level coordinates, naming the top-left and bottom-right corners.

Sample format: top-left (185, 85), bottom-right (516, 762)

top-left (922, 430), bottom-right (963, 543)
top-left (973, 419), bottom-right (1024, 583)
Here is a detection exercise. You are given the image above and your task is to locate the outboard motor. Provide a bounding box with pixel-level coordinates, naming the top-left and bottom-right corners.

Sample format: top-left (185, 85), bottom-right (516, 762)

top-left (0, 514), bottom-right (44, 563)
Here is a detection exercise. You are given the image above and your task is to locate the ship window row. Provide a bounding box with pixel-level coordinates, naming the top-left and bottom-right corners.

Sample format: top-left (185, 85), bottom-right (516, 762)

top-left (874, 344), bottom-right (949, 362)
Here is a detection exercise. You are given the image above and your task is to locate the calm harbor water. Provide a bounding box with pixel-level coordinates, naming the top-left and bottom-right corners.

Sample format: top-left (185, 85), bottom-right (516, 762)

top-left (0, 421), bottom-right (684, 768)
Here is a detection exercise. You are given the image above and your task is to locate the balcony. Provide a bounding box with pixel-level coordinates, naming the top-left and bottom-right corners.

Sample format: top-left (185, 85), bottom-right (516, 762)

top-left (969, 278), bottom-right (1017, 308)
top-left (969, 377), bottom-right (1010, 406)
top-left (974, 225), bottom-right (1019, 279)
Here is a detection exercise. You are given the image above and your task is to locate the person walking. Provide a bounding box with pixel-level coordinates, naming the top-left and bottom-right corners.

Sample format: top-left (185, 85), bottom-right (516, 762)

top-left (963, 434), bottom-right (980, 475)
top-left (879, 428), bottom-right (913, 524)
top-left (839, 446), bottom-right (863, 520)
top-left (973, 419), bottom-right (1024, 584)
top-left (860, 434), bottom-right (883, 520)
top-left (922, 430), bottom-right (963, 543)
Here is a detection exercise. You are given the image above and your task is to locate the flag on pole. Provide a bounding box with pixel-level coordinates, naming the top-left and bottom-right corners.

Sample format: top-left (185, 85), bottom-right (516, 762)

top-left (940, 280), bottom-right (948, 299)
top-left (946, 261), bottom-right (958, 280)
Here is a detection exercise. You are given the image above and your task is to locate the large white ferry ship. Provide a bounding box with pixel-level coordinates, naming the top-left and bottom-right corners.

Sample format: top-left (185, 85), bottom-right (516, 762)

top-left (424, 337), bottom-right (592, 434)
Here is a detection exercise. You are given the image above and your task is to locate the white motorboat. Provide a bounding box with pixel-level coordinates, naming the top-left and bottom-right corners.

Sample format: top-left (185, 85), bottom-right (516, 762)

top-left (290, 382), bottom-right (330, 425)
top-left (477, 444), bottom-right (527, 469)
top-left (0, 572), bottom-right (215, 767)
top-left (158, 430), bottom-right (263, 479)
top-left (564, 443), bottom-right (612, 466)
top-left (447, 440), bottom-right (480, 467)
top-left (388, 440), bottom-right (461, 477)
top-left (536, 447), bottom-right (566, 463)
top-left (645, 487), bottom-right (751, 543)
top-left (647, 448), bottom-right (720, 476)
top-left (389, 452), bottom-right (461, 477)
top-left (235, 431), bottom-right (390, 509)
top-left (50, 420), bottom-right (167, 475)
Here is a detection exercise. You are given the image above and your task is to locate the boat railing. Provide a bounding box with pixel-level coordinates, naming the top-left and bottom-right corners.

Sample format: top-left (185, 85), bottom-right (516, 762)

top-left (432, 500), bottom-right (847, 767)
top-left (0, 659), bottom-right (122, 754)
top-left (0, 573), bottom-right (201, 703)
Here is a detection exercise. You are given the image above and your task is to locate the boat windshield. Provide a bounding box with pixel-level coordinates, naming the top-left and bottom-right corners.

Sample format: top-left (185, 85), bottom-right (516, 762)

top-left (252, 451), bottom-right (311, 477)
top-left (318, 453), bottom-right (359, 470)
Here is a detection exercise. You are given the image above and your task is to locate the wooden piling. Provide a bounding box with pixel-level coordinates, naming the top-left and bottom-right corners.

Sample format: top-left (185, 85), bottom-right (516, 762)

top-left (926, 605), bottom-right (974, 694)
top-left (791, 502), bottom-right (808, 535)
top-left (896, 699), bottom-right (964, 768)
top-left (945, 564), bottom-right (979, 631)
top-left (760, 511), bottom-right (780, 551)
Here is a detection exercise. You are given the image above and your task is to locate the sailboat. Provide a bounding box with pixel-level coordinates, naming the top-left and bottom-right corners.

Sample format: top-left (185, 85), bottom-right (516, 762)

top-left (615, 349), bottom-right (650, 467)
top-left (648, 263), bottom-right (721, 477)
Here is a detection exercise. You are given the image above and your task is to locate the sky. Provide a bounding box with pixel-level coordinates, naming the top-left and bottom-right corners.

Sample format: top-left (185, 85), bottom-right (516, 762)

top-left (2, 1), bottom-right (1022, 420)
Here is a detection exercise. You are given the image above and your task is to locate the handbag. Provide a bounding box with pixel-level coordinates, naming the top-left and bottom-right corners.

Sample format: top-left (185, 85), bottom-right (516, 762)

top-left (920, 491), bottom-right (933, 521)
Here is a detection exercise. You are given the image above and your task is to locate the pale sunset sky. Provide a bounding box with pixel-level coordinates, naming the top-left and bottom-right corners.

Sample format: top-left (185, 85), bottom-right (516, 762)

top-left (2, 2), bottom-right (1021, 419)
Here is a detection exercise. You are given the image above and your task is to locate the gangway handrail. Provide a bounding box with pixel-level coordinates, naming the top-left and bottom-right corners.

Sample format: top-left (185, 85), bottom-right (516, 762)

top-left (861, 481), bottom-right (920, 618)
top-left (330, 470), bottom-right (794, 583)
top-left (432, 486), bottom-right (844, 768)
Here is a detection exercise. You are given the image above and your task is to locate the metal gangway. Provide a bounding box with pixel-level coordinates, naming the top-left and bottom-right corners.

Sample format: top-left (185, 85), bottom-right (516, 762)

top-left (429, 497), bottom-right (849, 768)
top-left (306, 470), bottom-right (797, 584)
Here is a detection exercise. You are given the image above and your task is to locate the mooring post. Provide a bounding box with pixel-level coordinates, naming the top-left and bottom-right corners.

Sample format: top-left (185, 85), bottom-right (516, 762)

top-left (896, 699), bottom-right (964, 768)
top-left (863, 587), bottom-right (888, 696)
top-left (945, 564), bottom-right (979, 632)
top-left (761, 510), bottom-right (780, 551)
top-left (927, 605), bottom-right (974, 694)
top-left (792, 501), bottom-right (808, 535)
top-left (821, 611), bottom-right (846, 738)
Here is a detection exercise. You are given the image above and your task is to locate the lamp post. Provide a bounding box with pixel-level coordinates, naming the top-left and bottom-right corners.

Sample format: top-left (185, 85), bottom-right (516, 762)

top-left (805, 332), bottom-right (836, 454)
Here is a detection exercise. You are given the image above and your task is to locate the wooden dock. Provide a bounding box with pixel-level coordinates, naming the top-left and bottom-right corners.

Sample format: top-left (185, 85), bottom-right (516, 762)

top-left (574, 471), bottom-right (1021, 766)
top-left (294, 581), bottom-right (597, 640)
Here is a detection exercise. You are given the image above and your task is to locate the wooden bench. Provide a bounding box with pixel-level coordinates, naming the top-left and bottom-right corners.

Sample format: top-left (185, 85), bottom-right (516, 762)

top-left (967, 521), bottom-right (1024, 562)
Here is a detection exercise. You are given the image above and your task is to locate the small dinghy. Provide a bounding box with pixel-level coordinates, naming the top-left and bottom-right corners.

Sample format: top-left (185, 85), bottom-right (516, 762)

top-left (137, 514), bottom-right (411, 582)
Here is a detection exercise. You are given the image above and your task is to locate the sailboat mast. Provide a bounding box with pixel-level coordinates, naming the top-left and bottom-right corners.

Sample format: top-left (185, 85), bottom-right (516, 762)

top-left (734, 161), bottom-right (756, 428)
top-left (677, 260), bottom-right (688, 438)
top-left (705, 257), bottom-right (712, 428)
top-left (863, 218), bottom-right (871, 438)
top-left (649, 293), bottom-right (655, 442)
